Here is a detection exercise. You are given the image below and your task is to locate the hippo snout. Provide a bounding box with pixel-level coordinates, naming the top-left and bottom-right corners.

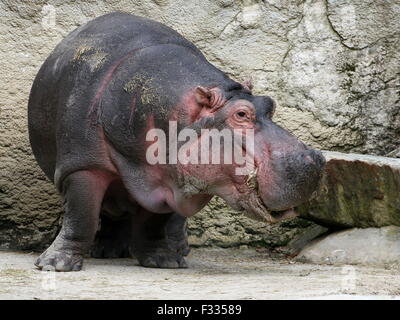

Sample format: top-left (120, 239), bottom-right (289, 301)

top-left (258, 148), bottom-right (325, 211)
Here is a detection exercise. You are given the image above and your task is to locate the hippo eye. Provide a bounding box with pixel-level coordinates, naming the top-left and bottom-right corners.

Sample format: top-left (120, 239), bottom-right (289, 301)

top-left (234, 110), bottom-right (250, 122)
top-left (231, 104), bottom-right (255, 126)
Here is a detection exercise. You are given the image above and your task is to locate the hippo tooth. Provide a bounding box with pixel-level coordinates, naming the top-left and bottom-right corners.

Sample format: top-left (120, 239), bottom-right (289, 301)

top-left (246, 168), bottom-right (258, 190)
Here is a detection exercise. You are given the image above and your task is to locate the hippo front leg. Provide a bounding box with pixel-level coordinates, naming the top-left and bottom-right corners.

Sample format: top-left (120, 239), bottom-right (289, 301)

top-left (35, 170), bottom-right (109, 272)
top-left (131, 210), bottom-right (190, 269)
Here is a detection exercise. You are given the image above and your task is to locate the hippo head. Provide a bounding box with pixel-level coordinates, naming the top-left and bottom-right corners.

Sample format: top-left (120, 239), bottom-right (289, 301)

top-left (156, 81), bottom-right (325, 223)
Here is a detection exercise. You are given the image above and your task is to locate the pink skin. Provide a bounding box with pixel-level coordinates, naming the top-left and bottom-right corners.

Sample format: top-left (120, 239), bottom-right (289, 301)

top-left (129, 91), bottom-right (138, 125)
top-left (99, 109), bottom-right (210, 216)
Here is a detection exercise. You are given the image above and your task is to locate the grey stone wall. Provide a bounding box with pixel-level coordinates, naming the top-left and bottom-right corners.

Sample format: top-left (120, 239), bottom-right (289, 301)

top-left (0, 0), bottom-right (399, 250)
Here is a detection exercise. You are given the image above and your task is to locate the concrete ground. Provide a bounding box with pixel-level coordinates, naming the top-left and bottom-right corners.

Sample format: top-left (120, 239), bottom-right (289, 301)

top-left (0, 248), bottom-right (399, 300)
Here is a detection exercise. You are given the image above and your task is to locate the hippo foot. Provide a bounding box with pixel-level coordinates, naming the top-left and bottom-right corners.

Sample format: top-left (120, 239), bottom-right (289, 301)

top-left (134, 232), bottom-right (190, 268)
top-left (35, 247), bottom-right (83, 272)
top-left (135, 244), bottom-right (188, 268)
top-left (90, 238), bottom-right (131, 259)
top-left (131, 212), bottom-right (190, 268)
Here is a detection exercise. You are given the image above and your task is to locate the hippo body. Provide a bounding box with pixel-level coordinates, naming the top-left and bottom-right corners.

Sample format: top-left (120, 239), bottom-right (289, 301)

top-left (28, 12), bottom-right (324, 271)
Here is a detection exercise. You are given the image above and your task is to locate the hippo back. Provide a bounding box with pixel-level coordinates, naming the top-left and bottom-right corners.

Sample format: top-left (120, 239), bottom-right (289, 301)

top-left (28, 12), bottom-right (234, 186)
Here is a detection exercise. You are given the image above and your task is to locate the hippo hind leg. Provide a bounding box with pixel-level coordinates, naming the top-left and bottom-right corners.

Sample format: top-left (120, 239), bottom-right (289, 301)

top-left (131, 210), bottom-right (190, 269)
top-left (90, 214), bottom-right (132, 259)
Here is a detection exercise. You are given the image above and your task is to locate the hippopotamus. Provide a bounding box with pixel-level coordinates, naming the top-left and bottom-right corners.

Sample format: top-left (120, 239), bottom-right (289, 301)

top-left (28, 12), bottom-right (325, 271)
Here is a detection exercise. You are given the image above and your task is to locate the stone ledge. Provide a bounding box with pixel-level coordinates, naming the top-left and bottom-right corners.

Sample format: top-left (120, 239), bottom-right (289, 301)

top-left (297, 151), bottom-right (400, 228)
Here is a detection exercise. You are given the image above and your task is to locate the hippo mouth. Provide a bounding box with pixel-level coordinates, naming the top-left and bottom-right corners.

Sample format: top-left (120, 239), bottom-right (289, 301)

top-left (237, 169), bottom-right (298, 223)
top-left (238, 190), bottom-right (298, 223)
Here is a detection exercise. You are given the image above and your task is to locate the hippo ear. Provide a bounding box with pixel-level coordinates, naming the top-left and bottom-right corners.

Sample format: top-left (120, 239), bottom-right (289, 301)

top-left (195, 86), bottom-right (212, 106)
top-left (241, 79), bottom-right (253, 92)
top-left (195, 86), bottom-right (226, 111)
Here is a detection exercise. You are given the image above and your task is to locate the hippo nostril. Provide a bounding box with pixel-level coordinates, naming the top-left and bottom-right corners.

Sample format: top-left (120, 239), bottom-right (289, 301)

top-left (304, 154), bottom-right (315, 165)
top-left (272, 149), bottom-right (325, 170)
top-left (297, 149), bottom-right (323, 167)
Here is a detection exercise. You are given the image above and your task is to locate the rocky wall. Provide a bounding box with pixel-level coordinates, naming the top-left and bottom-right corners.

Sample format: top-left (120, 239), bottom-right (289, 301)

top-left (0, 0), bottom-right (399, 250)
